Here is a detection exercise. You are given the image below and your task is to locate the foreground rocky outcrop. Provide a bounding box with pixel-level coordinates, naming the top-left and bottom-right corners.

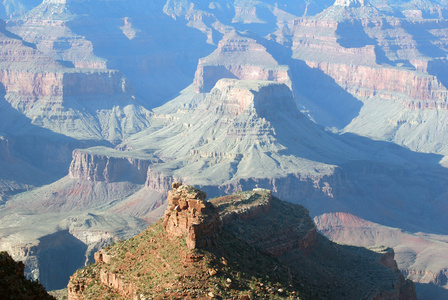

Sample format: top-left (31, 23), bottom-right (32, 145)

top-left (67, 184), bottom-right (416, 300)
top-left (0, 251), bottom-right (55, 299)
top-left (163, 183), bottom-right (221, 249)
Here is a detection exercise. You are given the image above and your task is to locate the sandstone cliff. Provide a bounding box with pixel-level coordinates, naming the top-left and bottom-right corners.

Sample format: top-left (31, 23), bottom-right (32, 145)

top-left (68, 148), bottom-right (157, 184)
top-left (194, 31), bottom-right (292, 93)
top-left (163, 183), bottom-right (221, 249)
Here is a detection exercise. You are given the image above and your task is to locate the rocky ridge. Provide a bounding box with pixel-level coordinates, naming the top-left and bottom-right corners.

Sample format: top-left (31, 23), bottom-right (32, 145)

top-left (67, 184), bottom-right (416, 300)
top-left (0, 251), bottom-right (55, 299)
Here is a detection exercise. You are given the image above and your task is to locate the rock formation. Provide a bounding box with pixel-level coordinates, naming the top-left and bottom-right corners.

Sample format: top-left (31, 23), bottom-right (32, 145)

top-left (211, 189), bottom-right (417, 300)
top-left (194, 31), bottom-right (292, 93)
top-left (67, 186), bottom-right (416, 300)
top-left (163, 183), bottom-right (221, 249)
top-left (0, 251), bottom-right (55, 299)
top-left (68, 149), bottom-right (157, 184)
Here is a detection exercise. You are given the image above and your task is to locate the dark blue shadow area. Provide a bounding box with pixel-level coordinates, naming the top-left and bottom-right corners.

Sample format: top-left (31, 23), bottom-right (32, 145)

top-left (37, 230), bottom-right (87, 291)
top-left (0, 83), bottom-right (110, 182)
top-left (336, 20), bottom-right (376, 48)
top-left (415, 282), bottom-right (448, 300)
top-left (242, 31), bottom-right (363, 128)
top-left (401, 20), bottom-right (447, 58)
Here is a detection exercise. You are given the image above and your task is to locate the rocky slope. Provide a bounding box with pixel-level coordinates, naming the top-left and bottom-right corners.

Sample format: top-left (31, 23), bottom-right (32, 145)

top-left (0, 251), bottom-right (55, 299)
top-left (0, 208), bottom-right (147, 291)
top-left (315, 212), bottom-right (448, 299)
top-left (67, 184), bottom-right (416, 300)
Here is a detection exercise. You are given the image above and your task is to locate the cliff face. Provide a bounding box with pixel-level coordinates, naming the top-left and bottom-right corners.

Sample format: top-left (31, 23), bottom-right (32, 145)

top-left (68, 185), bottom-right (416, 300)
top-left (305, 61), bottom-right (448, 107)
top-left (68, 149), bottom-right (155, 184)
top-left (193, 31), bottom-right (292, 93)
top-left (273, 2), bottom-right (448, 157)
top-left (0, 68), bottom-right (131, 100)
top-left (0, 14), bottom-right (152, 143)
top-left (163, 183), bottom-right (221, 249)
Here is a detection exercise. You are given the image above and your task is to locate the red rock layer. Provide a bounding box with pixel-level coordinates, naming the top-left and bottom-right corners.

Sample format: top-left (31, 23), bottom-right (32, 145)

top-left (306, 61), bottom-right (448, 107)
top-left (163, 183), bottom-right (221, 249)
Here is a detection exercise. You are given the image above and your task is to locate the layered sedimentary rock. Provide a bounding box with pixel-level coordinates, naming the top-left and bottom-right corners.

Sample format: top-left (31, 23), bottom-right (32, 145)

top-left (0, 10), bottom-right (153, 143)
top-left (194, 31), bottom-right (291, 93)
top-left (68, 148), bottom-right (157, 184)
top-left (0, 67), bottom-right (150, 142)
top-left (163, 183), bottom-right (221, 249)
top-left (2, 1), bottom-right (448, 298)
top-left (271, 0), bottom-right (448, 157)
top-left (145, 167), bottom-right (177, 193)
top-left (304, 61), bottom-right (448, 108)
top-left (7, 0), bottom-right (214, 108)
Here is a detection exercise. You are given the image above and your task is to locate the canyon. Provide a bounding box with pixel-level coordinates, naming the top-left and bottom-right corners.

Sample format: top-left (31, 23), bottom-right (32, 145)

top-left (0, 0), bottom-right (447, 299)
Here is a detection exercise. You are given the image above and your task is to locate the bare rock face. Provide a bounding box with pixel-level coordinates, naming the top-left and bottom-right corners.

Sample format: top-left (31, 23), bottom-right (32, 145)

top-left (68, 149), bottom-right (156, 184)
top-left (305, 61), bottom-right (448, 109)
top-left (145, 167), bottom-right (178, 193)
top-left (68, 267), bottom-right (138, 300)
top-left (163, 183), bottom-right (221, 249)
top-left (194, 31), bottom-right (291, 93)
